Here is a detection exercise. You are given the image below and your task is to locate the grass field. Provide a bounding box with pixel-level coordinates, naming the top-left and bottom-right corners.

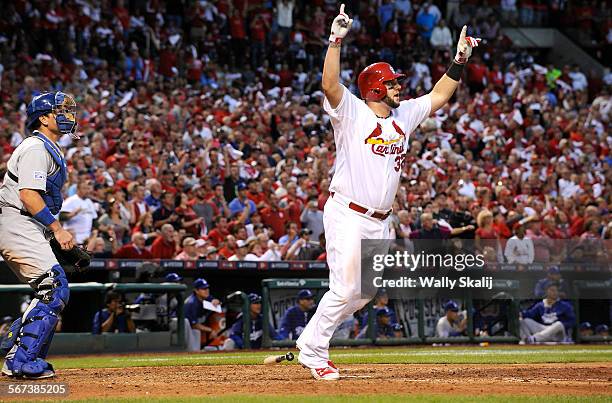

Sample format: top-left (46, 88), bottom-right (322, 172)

top-left (2, 345), bottom-right (611, 402)
top-left (51, 344), bottom-right (612, 369)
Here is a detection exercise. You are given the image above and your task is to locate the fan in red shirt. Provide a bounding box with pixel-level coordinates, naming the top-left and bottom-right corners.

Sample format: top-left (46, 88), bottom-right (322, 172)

top-left (246, 180), bottom-right (267, 209)
top-left (113, 0), bottom-right (130, 31)
top-left (149, 224), bottom-right (179, 259)
top-left (260, 194), bottom-right (289, 242)
top-left (158, 45), bottom-right (178, 78)
top-left (159, 169), bottom-right (179, 194)
top-left (250, 14), bottom-right (268, 41)
top-left (229, 9), bottom-right (247, 67)
top-left (282, 182), bottom-right (304, 230)
top-left (176, 193), bottom-right (204, 237)
top-left (465, 55), bottom-right (489, 93)
top-left (278, 63), bottom-right (294, 88)
top-left (218, 235), bottom-right (238, 259)
top-left (488, 63), bottom-right (504, 89)
top-left (207, 216), bottom-right (231, 247)
top-left (430, 52), bottom-right (448, 84)
top-left (114, 232), bottom-right (153, 259)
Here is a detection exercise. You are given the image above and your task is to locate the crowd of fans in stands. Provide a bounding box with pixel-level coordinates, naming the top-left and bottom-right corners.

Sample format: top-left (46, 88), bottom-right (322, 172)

top-left (0, 0), bottom-right (610, 266)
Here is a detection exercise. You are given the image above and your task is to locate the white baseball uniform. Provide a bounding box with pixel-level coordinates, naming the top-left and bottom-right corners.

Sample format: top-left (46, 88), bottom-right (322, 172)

top-left (297, 85), bottom-right (431, 368)
top-left (0, 135), bottom-right (61, 283)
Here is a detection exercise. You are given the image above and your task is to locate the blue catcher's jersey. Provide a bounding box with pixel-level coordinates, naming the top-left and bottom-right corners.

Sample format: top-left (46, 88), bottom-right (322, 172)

top-left (277, 305), bottom-right (314, 340)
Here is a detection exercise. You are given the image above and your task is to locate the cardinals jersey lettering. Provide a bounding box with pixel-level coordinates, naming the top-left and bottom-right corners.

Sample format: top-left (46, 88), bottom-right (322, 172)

top-left (324, 85), bottom-right (431, 210)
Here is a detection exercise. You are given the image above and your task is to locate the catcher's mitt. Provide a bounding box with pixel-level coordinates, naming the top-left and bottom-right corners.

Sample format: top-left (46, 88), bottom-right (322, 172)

top-left (49, 236), bottom-right (91, 272)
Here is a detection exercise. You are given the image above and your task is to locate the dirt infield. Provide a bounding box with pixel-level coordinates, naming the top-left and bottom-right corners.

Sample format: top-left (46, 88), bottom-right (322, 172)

top-left (2, 362), bottom-right (611, 400)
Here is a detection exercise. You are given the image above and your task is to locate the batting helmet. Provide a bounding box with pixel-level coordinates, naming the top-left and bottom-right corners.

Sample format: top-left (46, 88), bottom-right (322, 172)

top-left (357, 62), bottom-right (405, 102)
top-left (26, 92), bottom-right (78, 138)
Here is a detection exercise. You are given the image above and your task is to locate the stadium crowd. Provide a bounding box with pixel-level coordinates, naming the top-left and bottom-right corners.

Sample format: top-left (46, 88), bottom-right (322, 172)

top-left (0, 0), bottom-right (610, 267)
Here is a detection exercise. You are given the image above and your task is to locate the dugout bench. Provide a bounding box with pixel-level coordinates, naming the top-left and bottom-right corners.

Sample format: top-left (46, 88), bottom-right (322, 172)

top-left (0, 282), bottom-right (188, 354)
top-left (261, 278), bottom-right (523, 348)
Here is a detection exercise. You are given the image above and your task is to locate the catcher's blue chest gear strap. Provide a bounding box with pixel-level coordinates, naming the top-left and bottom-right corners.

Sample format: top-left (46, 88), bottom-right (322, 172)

top-left (35, 133), bottom-right (66, 215)
top-left (10, 133), bottom-right (66, 215)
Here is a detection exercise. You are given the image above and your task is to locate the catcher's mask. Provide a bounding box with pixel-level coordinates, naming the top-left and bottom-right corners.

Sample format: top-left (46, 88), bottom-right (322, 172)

top-left (26, 92), bottom-right (79, 139)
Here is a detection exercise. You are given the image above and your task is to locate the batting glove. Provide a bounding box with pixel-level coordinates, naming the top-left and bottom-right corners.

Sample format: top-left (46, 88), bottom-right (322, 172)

top-left (329, 3), bottom-right (353, 44)
top-left (454, 25), bottom-right (481, 65)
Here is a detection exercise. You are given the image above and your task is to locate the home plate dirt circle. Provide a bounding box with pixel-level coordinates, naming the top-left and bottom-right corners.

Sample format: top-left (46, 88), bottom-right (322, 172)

top-left (1, 362), bottom-right (610, 400)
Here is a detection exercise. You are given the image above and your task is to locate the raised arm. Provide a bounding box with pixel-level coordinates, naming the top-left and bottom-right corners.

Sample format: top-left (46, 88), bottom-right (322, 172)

top-left (322, 4), bottom-right (353, 109)
top-left (429, 26), bottom-right (481, 114)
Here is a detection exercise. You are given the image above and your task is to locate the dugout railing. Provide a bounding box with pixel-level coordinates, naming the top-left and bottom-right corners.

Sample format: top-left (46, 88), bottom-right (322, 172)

top-left (0, 282), bottom-right (188, 354)
top-left (225, 290), bottom-right (253, 349)
top-left (261, 278), bottom-right (522, 347)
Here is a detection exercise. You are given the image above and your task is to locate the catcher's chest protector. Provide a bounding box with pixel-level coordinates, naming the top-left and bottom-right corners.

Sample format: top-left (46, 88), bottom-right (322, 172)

top-left (34, 133), bottom-right (67, 215)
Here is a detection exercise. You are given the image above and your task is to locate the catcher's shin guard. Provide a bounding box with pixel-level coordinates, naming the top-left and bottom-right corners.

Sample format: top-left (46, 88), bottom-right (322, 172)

top-left (0, 317), bottom-right (22, 356)
top-left (4, 265), bottom-right (68, 378)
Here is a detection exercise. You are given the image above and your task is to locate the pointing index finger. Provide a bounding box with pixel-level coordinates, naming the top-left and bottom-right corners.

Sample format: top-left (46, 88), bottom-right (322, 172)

top-left (340, 3), bottom-right (345, 15)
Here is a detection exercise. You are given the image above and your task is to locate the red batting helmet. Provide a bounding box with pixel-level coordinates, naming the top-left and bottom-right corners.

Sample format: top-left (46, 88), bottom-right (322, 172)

top-left (357, 62), bottom-right (405, 102)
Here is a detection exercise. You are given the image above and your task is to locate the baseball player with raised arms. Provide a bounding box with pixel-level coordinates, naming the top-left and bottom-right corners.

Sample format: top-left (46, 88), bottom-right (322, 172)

top-left (296, 4), bottom-right (480, 380)
top-left (0, 92), bottom-right (78, 379)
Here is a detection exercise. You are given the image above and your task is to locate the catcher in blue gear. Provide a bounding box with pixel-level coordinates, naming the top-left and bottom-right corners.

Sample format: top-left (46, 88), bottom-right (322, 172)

top-left (0, 91), bottom-right (84, 379)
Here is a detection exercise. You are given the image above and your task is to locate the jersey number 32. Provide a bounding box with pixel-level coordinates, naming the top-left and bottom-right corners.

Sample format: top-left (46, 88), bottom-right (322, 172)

top-left (394, 154), bottom-right (407, 172)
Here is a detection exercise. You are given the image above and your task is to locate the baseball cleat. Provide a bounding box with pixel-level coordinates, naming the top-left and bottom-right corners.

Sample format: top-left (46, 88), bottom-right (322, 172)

top-left (1, 361), bottom-right (13, 377)
top-left (310, 366), bottom-right (340, 381)
top-left (327, 360), bottom-right (339, 373)
top-left (2, 359), bottom-right (56, 379)
top-left (297, 354), bottom-right (340, 380)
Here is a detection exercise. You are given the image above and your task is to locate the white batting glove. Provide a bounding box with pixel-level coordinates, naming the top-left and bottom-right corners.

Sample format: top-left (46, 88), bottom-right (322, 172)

top-left (329, 4), bottom-right (353, 44)
top-left (454, 25), bottom-right (481, 64)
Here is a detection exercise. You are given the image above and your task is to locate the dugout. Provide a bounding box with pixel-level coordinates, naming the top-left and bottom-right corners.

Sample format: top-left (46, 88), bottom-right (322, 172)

top-left (573, 280), bottom-right (612, 343)
top-left (0, 283), bottom-right (188, 354)
top-left (261, 278), bottom-right (523, 346)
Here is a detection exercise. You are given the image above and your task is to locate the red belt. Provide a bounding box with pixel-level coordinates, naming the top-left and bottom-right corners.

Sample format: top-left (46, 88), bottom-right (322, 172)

top-left (330, 192), bottom-right (391, 220)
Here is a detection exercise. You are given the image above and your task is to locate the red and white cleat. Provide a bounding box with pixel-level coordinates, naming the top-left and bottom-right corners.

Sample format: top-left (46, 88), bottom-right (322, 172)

top-left (298, 353), bottom-right (340, 380)
top-left (310, 365), bottom-right (340, 381)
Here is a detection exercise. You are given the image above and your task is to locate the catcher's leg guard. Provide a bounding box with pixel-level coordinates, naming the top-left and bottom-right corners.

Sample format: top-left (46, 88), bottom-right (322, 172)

top-left (0, 317), bottom-right (22, 355)
top-left (3, 265), bottom-right (68, 378)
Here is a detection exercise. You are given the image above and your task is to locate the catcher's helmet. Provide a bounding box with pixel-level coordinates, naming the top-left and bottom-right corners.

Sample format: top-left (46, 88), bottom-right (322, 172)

top-left (357, 62), bottom-right (405, 102)
top-left (26, 92), bottom-right (78, 138)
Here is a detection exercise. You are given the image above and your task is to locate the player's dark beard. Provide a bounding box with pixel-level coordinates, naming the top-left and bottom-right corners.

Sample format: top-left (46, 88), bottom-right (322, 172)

top-left (382, 94), bottom-right (400, 109)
